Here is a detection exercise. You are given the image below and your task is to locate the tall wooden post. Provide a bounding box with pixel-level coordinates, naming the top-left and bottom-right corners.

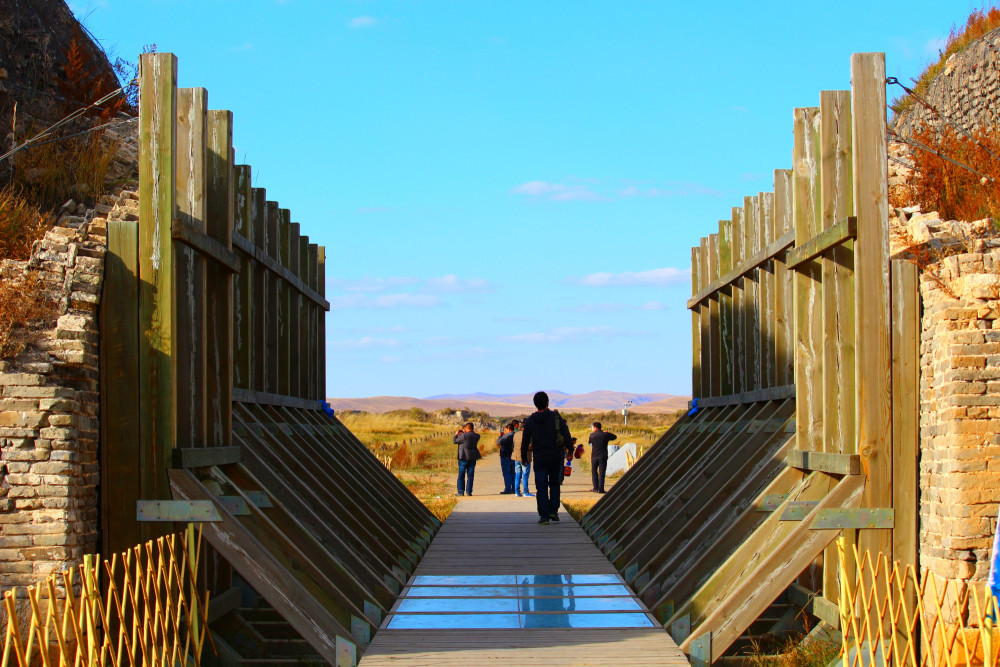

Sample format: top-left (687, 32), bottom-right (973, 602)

top-left (138, 52), bottom-right (178, 540)
top-left (691, 248), bottom-right (702, 397)
top-left (852, 53), bottom-right (892, 561)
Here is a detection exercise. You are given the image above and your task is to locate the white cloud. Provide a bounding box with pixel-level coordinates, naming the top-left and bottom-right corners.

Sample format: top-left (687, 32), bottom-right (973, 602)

top-left (426, 275), bottom-right (493, 293)
top-left (565, 300), bottom-right (668, 313)
top-left (617, 183), bottom-right (721, 198)
top-left (502, 326), bottom-right (619, 344)
top-left (232, 43), bottom-right (255, 52)
top-left (328, 336), bottom-right (401, 349)
top-left (380, 356), bottom-right (403, 363)
top-left (328, 293), bottom-right (443, 310)
top-left (511, 181), bottom-right (604, 202)
top-left (327, 276), bottom-right (419, 293)
top-left (578, 267), bottom-right (690, 287)
top-left (348, 15), bottom-right (378, 28)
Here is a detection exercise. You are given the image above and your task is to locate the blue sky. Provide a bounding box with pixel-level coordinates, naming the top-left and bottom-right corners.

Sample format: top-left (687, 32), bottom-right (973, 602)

top-left (72, 0), bottom-right (975, 398)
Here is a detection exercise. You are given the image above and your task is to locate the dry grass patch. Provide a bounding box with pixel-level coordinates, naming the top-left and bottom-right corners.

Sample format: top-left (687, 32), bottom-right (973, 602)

top-left (0, 272), bottom-right (57, 359)
top-left (562, 497), bottom-right (600, 523)
top-left (0, 186), bottom-right (54, 261)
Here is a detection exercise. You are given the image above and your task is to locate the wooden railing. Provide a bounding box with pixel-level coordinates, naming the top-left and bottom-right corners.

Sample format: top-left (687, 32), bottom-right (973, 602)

top-left (582, 52), bottom-right (923, 664)
top-left (1, 526), bottom-right (208, 667)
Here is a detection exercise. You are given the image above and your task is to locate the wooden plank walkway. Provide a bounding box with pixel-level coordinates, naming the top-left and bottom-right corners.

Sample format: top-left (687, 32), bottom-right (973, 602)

top-left (359, 455), bottom-right (689, 665)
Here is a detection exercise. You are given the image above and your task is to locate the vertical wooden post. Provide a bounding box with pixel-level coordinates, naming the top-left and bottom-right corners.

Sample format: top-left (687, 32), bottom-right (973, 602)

top-left (718, 220), bottom-right (734, 396)
top-left (138, 52), bottom-right (178, 531)
top-left (793, 106), bottom-right (823, 455)
top-left (251, 188), bottom-right (268, 394)
top-left (101, 219), bottom-right (141, 554)
top-left (773, 169), bottom-right (795, 386)
top-left (731, 207), bottom-right (746, 395)
top-left (743, 197), bottom-right (760, 393)
top-left (233, 165), bottom-right (253, 391)
top-left (316, 246), bottom-right (327, 401)
top-left (759, 192), bottom-right (775, 389)
top-left (175, 87), bottom-right (208, 451)
top-left (299, 236), bottom-right (312, 400)
top-left (278, 209), bottom-right (292, 397)
top-left (265, 201), bottom-right (280, 394)
top-left (206, 109), bottom-right (233, 448)
top-left (699, 239), bottom-right (711, 396)
top-left (852, 52), bottom-right (892, 560)
top-left (308, 244), bottom-right (320, 401)
top-left (288, 222), bottom-right (302, 397)
top-left (708, 234), bottom-right (721, 397)
top-left (691, 248), bottom-right (702, 398)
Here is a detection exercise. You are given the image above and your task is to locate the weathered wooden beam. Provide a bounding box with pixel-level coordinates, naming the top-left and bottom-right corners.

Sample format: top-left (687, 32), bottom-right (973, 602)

top-left (173, 446), bottom-right (241, 468)
top-left (786, 448), bottom-right (860, 475)
top-left (852, 52), bottom-right (892, 562)
top-left (172, 220), bottom-right (241, 272)
top-left (743, 195), bottom-right (761, 394)
top-left (786, 217), bottom-right (857, 269)
top-left (231, 232), bottom-right (330, 310)
top-left (687, 229), bottom-right (795, 308)
top-left (233, 165), bottom-right (253, 392)
top-left (786, 583), bottom-right (840, 629)
top-left (811, 508), bottom-right (893, 529)
top-left (892, 260), bottom-right (919, 571)
top-left (692, 248), bottom-right (702, 397)
top-left (138, 52), bottom-right (178, 538)
top-left (233, 387), bottom-right (322, 410)
top-left (206, 586), bottom-right (243, 623)
top-left (718, 220), bottom-right (734, 395)
top-left (692, 384), bottom-right (795, 408)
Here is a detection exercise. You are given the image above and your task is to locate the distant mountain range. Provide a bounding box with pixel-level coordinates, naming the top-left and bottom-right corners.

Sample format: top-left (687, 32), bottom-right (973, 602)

top-left (326, 391), bottom-right (690, 416)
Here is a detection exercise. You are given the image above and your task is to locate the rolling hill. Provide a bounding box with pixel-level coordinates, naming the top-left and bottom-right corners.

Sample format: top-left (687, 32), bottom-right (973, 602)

top-left (327, 391), bottom-right (690, 416)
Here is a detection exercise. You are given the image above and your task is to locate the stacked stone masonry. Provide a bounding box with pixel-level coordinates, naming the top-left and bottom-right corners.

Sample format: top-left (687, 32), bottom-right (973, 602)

top-left (897, 208), bottom-right (1000, 583)
top-left (0, 189), bottom-right (134, 591)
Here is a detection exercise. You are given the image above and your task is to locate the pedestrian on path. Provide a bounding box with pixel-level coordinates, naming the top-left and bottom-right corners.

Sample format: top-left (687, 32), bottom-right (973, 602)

top-left (511, 419), bottom-right (533, 497)
top-left (497, 423), bottom-right (517, 494)
top-left (454, 422), bottom-right (481, 496)
top-left (521, 392), bottom-right (574, 525)
top-left (588, 422), bottom-right (617, 493)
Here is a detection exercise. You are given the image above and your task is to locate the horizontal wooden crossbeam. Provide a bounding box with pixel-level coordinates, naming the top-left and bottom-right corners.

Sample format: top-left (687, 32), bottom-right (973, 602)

top-left (786, 216), bottom-right (857, 269)
top-left (173, 446), bottom-right (241, 468)
top-left (786, 449), bottom-right (861, 475)
top-left (693, 384), bottom-right (795, 408)
top-left (172, 220), bottom-right (241, 273)
top-left (233, 388), bottom-right (323, 410)
top-left (687, 229), bottom-right (795, 308)
top-left (232, 232), bottom-right (330, 310)
top-left (786, 583), bottom-right (840, 628)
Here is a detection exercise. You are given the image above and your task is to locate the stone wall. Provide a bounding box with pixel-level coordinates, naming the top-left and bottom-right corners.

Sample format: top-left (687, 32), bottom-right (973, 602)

top-left (892, 27), bottom-right (1000, 138)
top-left (0, 189), bottom-right (133, 588)
top-left (897, 210), bottom-right (1000, 581)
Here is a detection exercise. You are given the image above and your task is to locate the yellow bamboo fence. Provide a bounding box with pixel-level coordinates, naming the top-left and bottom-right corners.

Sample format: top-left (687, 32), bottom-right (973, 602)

top-left (1, 525), bottom-right (210, 667)
top-left (839, 536), bottom-right (1000, 667)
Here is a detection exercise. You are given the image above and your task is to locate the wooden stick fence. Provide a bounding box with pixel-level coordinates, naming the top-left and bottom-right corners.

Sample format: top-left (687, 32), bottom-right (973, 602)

top-left (839, 538), bottom-right (1000, 667)
top-left (581, 52), bottom-right (922, 663)
top-left (1, 526), bottom-right (208, 667)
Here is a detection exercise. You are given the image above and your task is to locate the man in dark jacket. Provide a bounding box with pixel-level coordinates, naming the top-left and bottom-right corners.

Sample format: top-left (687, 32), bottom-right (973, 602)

top-left (588, 421), bottom-right (617, 493)
top-left (497, 424), bottom-right (517, 494)
top-left (454, 422), bottom-right (481, 496)
top-left (521, 392), bottom-right (574, 524)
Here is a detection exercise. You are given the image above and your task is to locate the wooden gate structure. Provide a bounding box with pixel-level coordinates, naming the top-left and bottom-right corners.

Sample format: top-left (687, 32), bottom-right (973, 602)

top-left (99, 53), bottom-right (439, 666)
top-left (580, 52), bottom-right (921, 663)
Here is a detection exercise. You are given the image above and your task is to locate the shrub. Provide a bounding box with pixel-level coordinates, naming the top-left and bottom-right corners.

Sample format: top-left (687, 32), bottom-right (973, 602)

top-left (0, 272), bottom-right (57, 359)
top-left (0, 185), bottom-right (53, 260)
top-left (391, 445), bottom-right (414, 469)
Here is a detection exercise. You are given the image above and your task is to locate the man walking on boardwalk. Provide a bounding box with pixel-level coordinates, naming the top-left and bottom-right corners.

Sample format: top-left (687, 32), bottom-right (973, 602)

top-left (454, 422), bottom-right (481, 496)
top-left (521, 392), bottom-right (574, 525)
top-left (588, 422), bottom-right (617, 494)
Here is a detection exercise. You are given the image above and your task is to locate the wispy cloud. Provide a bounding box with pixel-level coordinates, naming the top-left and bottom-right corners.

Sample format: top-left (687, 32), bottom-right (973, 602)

top-left (730, 105), bottom-right (748, 113)
top-left (328, 336), bottom-right (401, 349)
top-left (380, 355), bottom-right (403, 363)
top-left (577, 267), bottom-right (690, 287)
top-left (566, 301), bottom-right (667, 313)
top-left (328, 293), bottom-right (443, 310)
top-left (617, 183), bottom-right (721, 198)
top-left (232, 42), bottom-right (255, 52)
top-left (925, 36), bottom-right (947, 56)
top-left (327, 277), bottom-right (419, 293)
top-left (426, 275), bottom-right (494, 294)
top-left (348, 15), bottom-right (378, 28)
top-left (511, 181), bottom-right (605, 202)
top-left (501, 326), bottom-right (619, 344)
top-left (740, 172), bottom-right (764, 182)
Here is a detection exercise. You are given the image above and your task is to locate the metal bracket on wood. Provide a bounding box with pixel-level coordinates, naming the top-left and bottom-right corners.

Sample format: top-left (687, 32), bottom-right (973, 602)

top-left (243, 490), bottom-right (274, 509)
top-left (787, 216), bottom-right (857, 269)
top-left (811, 508), bottom-right (894, 529)
top-left (335, 637), bottom-right (357, 667)
top-left (786, 449), bottom-right (861, 475)
top-left (689, 632), bottom-right (711, 667)
top-left (758, 494), bottom-right (789, 512)
top-left (216, 496), bottom-right (251, 516)
top-left (136, 500), bottom-right (221, 522)
top-left (668, 613), bottom-right (691, 643)
top-left (780, 501), bottom-right (819, 521)
top-left (656, 600), bottom-right (674, 624)
top-left (172, 220), bottom-right (241, 273)
top-left (363, 600), bottom-right (382, 626)
top-left (351, 615), bottom-right (371, 649)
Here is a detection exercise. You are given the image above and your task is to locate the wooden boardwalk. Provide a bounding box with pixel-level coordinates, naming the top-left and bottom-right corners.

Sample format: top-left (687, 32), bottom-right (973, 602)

top-left (359, 455), bottom-right (688, 665)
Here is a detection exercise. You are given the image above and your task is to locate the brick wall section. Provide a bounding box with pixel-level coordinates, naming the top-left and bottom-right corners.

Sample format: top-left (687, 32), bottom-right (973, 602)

top-left (0, 189), bottom-right (133, 589)
top-left (916, 237), bottom-right (1000, 582)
